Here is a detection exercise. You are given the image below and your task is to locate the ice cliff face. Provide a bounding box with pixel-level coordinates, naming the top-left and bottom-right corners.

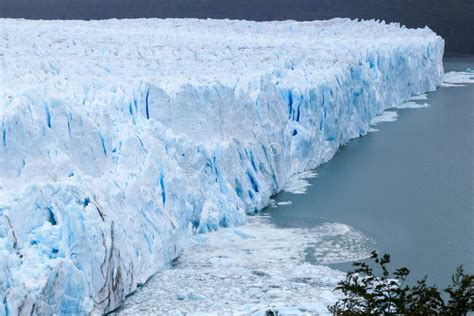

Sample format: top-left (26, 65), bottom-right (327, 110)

top-left (0, 18), bottom-right (443, 314)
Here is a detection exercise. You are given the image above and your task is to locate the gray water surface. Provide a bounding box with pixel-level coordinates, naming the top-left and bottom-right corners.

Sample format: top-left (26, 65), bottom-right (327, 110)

top-left (265, 57), bottom-right (474, 288)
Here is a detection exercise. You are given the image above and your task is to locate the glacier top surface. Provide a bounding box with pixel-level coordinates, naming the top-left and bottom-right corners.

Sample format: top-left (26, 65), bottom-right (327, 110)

top-left (1, 18), bottom-right (439, 97)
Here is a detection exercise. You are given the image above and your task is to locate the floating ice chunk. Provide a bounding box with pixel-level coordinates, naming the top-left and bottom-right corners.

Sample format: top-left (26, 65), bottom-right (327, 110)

top-left (368, 127), bottom-right (380, 133)
top-left (442, 71), bottom-right (474, 87)
top-left (370, 111), bottom-right (399, 125)
top-left (409, 94), bottom-right (428, 101)
top-left (394, 101), bottom-right (430, 109)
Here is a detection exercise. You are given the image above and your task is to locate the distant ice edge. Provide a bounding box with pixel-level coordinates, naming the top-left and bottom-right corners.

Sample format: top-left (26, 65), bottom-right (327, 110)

top-left (0, 19), bottom-right (444, 315)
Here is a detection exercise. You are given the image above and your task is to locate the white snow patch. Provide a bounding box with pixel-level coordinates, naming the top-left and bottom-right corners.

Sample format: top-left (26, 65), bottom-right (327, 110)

top-left (116, 216), bottom-right (373, 315)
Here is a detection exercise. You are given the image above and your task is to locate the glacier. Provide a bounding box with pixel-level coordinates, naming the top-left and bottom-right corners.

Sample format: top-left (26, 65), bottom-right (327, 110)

top-left (0, 18), bottom-right (444, 314)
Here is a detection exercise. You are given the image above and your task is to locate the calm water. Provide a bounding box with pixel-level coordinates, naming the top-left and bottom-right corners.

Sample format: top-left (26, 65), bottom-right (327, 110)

top-left (265, 57), bottom-right (474, 288)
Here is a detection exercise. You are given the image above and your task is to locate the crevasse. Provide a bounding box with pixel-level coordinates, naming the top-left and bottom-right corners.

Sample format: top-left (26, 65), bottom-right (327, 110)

top-left (0, 18), bottom-right (443, 314)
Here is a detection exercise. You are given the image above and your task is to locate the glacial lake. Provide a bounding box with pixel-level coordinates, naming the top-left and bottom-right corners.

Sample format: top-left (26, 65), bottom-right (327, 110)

top-left (265, 56), bottom-right (474, 288)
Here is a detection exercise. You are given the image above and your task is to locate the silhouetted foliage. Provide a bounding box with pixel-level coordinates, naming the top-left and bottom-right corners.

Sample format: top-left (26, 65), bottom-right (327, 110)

top-left (329, 251), bottom-right (474, 315)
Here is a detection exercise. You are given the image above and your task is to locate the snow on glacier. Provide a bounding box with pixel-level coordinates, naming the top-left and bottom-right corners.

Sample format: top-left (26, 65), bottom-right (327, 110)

top-left (0, 18), bottom-right (444, 314)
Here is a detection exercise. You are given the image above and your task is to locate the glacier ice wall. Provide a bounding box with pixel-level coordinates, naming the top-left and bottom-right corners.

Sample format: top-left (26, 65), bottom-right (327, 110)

top-left (0, 18), bottom-right (443, 314)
